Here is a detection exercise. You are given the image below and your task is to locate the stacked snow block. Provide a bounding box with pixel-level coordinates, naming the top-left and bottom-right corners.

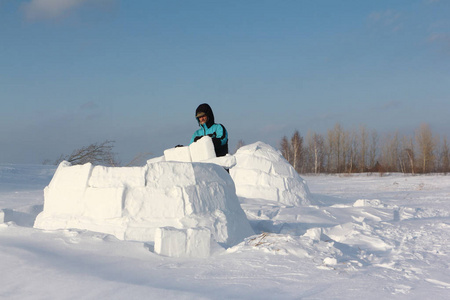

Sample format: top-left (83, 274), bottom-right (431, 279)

top-left (161, 136), bottom-right (236, 169)
top-left (154, 227), bottom-right (211, 258)
top-left (34, 159), bottom-right (254, 254)
top-left (230, 142), bottom-right (313, 206)
top-left (164, 135), bottom-right (216, 162)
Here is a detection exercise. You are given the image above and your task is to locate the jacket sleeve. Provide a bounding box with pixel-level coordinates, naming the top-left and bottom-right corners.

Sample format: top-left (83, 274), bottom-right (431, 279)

top-left (213, 124), bottom-right (228, 146)
top-left (190, 132), bottom-right (197, 145)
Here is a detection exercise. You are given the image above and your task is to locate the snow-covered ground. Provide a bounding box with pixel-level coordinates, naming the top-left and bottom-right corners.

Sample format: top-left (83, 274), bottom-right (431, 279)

top-left (1, 164), bottom-right (449, 299)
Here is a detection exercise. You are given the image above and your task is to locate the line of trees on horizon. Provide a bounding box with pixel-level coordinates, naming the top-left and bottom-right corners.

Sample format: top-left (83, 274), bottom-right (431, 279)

top-left (276, 123), bottom-right (449, 175)
top-left (46, 123), bottom-right (448, 174)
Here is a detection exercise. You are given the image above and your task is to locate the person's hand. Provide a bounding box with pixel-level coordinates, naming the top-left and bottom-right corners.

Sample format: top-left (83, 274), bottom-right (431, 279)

top-left (194, 136), bottom-right (202, 142)
top-left (175, 145), bottom-right (184, 148)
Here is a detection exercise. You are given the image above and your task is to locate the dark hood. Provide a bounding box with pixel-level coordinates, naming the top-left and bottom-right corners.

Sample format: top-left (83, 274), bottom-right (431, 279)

top-left (195, 103), bottom-right (215, 128)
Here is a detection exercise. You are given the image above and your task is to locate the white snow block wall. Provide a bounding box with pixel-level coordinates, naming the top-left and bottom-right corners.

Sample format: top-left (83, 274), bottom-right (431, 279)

top-left (230, 142), bottom-right (313, 206)
top-left (154, 227), bottom-right (211, 258)
top-left (161, 136), bottom-right (236, 169)
top-left (164, 136), bottom-right (216, 163)
top-left (34, 160), bottom-right (253, 248)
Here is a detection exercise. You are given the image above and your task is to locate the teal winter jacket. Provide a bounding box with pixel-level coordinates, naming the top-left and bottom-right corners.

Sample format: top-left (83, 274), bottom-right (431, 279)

top-left (190, 103), bottom-right (229, 157)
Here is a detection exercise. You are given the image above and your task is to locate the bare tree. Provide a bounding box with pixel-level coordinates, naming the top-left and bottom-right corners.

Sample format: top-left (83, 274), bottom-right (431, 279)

top-left (280, 136), bottom-right (291, 164)
top-left (347, 129), bottom-right (358, 173)
top-left (278, 123), bottom-right (449, 174)
top-left (415, 123), bottom-right (435, 173)
top-left (125, 152), bottom-right (153, 167)
top-left (399, 136), bottom-right (415, 174)
top-left (55, 140), bottom-right (119, 166)
top-left (291, 130), bottom-right (303, 173)
top-left (368, 130), bottom-right (378, 169)
top-left (327, 123), bottom-right (344, 173)
top-left (439, 137), bottom-right (450, 174)
top-left (380, 132), bottom-right (401, 172)
top-left (359, 125), bottom-right (368, 172)
top-left (306, 131), bottom-right (325, 174)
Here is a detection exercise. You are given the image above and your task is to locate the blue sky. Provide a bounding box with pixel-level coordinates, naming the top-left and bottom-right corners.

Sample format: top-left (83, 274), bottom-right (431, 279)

top-left (1, 0), bottom-right (449, 164)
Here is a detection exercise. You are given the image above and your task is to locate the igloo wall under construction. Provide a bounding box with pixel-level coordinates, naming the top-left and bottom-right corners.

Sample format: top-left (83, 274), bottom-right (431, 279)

top-left (230, 142), bottom-right (313, 206)
top-left (34, 160), bottom-right (253, 247)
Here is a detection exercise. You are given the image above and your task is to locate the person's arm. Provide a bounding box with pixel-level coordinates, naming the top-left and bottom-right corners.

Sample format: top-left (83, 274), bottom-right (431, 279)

top-left (211, 124), bottom-right (228, 146)
top-left (190, 133), bottom-right (196, 145)
top-left (190, 129), bottom-right (203, 144)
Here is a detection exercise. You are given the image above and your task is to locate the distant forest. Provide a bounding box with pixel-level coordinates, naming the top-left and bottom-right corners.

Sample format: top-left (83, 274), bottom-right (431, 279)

top-left (269, 123), bottom-right (449, 174)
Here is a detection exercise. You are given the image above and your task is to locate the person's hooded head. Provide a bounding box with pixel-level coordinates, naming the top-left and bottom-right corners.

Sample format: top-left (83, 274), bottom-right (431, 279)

top-left (195, 103), bottom-right (214, 128)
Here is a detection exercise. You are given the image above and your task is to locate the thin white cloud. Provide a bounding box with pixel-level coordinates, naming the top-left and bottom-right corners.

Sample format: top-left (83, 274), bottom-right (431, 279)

top-left (428, 33), bottom-right (450, 42)
top-left (368, 10), bottom-right (402, 32)
top-left (22, 0), bottom-right (89, 21)
top-left (428, 32), bottom-right (450, 54)
top-left (80, 101), bottom-right (99, 111)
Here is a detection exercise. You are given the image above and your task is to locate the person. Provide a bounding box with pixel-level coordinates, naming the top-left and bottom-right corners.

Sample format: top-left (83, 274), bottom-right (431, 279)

top-left (190, 103), bottom-right (228, 157)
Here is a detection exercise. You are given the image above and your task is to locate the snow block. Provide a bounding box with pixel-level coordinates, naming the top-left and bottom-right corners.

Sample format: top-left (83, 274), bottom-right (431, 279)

top-left (154, 227), bottom-right (187, 257)
top-left (83, 187), bottom-right (124, 219)
top-left (230, 142), bottom-right (313, 206)
top-left (202, 155), bottom-right (236, 169)
top-left (88, 165), bottom-right (146, 188)
top-left (164, 146), bottom-right (192, 163)
top-left (189, 136), bottom-right (216, 162)
top-left (47, 161), bottom-right (92, 189)
top-left (40, 162), bottom-right (92, 217)
top-left (164, 136), bottom-right (216, 163)
top-left (154, 227), bottom-right (211, 258)
top-left (34, 160), bottom-right (253, 247)
top-left (0, 209), bottom-right (4, 224)
top-left (146, 155), bottom-right (166, 164)
top-left (162, 137), bottom-right (235, 170)
top-left (186, 227), bottom-right (211, 258)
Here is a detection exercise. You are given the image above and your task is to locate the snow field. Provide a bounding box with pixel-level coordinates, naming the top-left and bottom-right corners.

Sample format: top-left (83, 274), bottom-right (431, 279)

top-left (1, 148), bottom-right (450, 298)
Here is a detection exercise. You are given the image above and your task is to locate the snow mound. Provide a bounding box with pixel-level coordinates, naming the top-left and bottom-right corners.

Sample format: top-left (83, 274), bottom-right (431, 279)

top-left (230, 142), bottom-right (313, 206)
top-left (34, 160), bottom-right (253, 248)
top-left (323, 222), bottom-right (393, 251)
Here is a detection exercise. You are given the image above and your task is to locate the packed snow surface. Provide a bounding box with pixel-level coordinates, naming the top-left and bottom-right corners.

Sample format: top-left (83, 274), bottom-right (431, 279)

top-left (1, 163), bottom-right (450, 299)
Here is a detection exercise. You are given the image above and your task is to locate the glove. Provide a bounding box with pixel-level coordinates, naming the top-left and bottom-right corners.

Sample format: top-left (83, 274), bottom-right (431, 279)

top-left (212, 137), bottom-right (221, 148)
top-left (175, 145), bottom-right (184, 148)
top-left (194, 136), bottom-right (202, 142)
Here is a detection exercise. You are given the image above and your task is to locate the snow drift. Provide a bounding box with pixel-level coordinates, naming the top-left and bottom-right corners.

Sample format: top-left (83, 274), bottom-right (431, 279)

top-left (34, 160), bottom-right (253, 248)
top-left (3, 162), bottom-right (450, 298)
top-left (230, 142), bottom-right (313, 206)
